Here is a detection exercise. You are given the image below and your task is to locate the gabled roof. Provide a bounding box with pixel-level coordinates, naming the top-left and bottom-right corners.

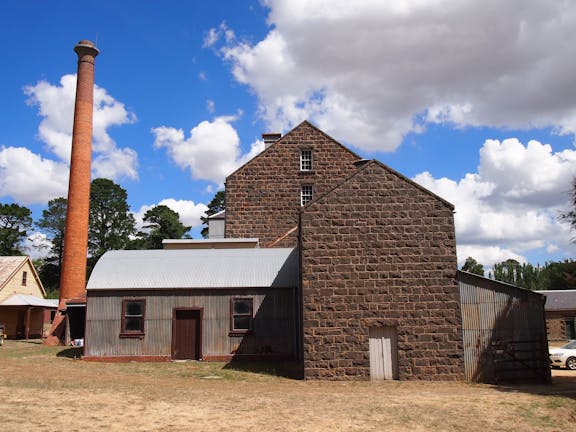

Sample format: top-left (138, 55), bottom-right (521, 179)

top-left (0, 256), bottom-right (46, 296)
top-left (87, 248), bottom-right (299, 290)
top-left (535, 290), bottom-right (576, 311)
top-left (225, 120), bottom-right (362, 181)
top-left (0, 293), bottom-right (58, 308)
top-left (300, 159), bottom-right (455, 211)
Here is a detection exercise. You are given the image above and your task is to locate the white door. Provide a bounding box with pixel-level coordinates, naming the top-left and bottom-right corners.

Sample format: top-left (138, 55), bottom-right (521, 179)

top-left (369, 326), bottom-right (399, 380)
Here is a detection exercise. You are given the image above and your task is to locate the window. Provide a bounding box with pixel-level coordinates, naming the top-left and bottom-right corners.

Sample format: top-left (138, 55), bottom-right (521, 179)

top-left (301, 184), bottom-right (313, 206)
top-left (300, 149), bottom-right (313, 171)
top-left (21, 271), bottom-right (27, 286)
top-left (120, 299), bottom-right (146, 337)
top-left (230, 298), bottom-right (253, 334)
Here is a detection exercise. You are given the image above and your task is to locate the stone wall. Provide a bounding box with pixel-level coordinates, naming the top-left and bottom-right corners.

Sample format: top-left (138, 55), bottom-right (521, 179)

top-left (300, 161), bottom-right (464, 380)
top-left (225, 121), bottom-right (361, 247)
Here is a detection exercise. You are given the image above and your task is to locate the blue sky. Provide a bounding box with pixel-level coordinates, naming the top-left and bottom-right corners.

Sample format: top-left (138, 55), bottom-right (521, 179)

top-left (1, 0), bottom-right (576, 268)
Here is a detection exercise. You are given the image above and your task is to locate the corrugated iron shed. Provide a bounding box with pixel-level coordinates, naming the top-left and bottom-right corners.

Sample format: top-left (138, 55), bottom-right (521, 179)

top-left (86, 248), bottom-right (298, 290)
top-left (458, 271), bottom-right (550, 384)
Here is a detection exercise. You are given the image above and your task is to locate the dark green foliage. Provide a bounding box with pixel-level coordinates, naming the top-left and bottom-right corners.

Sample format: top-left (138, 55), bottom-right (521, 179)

top-left (461, 256), bottom-right (485, 276)
top-left (200, 190), bottom-right (225, 238)
top-left (88, 178), bottom-right (136, 258)
top-left (35, 258), bottom-right (61, 295)
top-left (488, 258), bottom-right (576, 291)
top-left (539, 260), bottom-right (576, 290)
top-left (37, 197), bottom-right (66, 265)
top-left (131, 205), bottom-right (190, 249)
top-left (560, 177), bottom-right (576, 239)
top-left (0, 203), bottom-right (33, 255)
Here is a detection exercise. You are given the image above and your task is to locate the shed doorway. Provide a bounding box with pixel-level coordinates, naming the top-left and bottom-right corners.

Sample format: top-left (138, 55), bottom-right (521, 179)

top-left (369, 326), bottom-right (399, 380)
top-left (172, 308), bottom-right (202, 360)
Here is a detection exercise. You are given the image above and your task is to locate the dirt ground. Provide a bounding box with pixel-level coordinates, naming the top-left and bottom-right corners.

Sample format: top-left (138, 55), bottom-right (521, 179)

top-left (0, 340), bottom-right (574, 432)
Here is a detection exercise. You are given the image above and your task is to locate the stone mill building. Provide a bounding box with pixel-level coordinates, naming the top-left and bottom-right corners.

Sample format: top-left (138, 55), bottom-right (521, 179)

top-left (85, 120), bottom-right (549, 383)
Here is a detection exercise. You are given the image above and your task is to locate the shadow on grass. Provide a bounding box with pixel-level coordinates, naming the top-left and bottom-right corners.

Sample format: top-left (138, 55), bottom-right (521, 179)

top-left (493, 371), bottom-right (576, 400)
top-left (223, 360), bottom-right (303, 379)
top-left (56, 347), bottom-right (84, 359)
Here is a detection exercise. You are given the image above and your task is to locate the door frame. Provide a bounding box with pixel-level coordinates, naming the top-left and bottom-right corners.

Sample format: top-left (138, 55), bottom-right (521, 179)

top-left (369, 325), bottom-right (399, 381)
top-left (171, 307), bottom-right (203, 360)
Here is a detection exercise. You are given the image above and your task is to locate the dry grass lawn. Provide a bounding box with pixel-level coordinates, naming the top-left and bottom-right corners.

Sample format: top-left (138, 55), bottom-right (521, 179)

top-left (0, 340), bottom-right (574, 431)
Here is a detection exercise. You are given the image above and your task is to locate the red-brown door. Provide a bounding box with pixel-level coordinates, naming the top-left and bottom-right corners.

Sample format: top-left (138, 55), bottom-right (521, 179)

top-left (172, 309), bottom-right (202, 360)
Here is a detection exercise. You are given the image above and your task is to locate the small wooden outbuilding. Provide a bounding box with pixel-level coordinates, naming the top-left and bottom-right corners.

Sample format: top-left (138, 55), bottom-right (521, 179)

top-left (84, 248), bottom-right (298, 361)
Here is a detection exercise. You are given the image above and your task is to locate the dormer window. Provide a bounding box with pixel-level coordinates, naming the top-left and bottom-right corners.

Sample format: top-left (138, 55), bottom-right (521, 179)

top-left (300, 150), bottom-right (313, 171)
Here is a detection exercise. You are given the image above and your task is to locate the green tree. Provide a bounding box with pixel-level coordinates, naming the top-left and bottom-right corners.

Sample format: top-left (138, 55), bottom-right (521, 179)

top-left (200, 190), bottom-right (225, 238)
top-left (539, 260), bottom-right (576, 290)
top-left (561, 177), bottom-right (576, 239)
top-left (35, 258), bottom-right (60, 296)
top-left (88, 178), bottom-right (136, 258)
top-left (0, 203), bottom-right (33, 255)
top-left (132, 205), bottom-right (191, 249)
top-left (37, 197), bottom-right (67, 267)
top-left (490, 259), bottom-right (550, 290)
top-left (461, 257), bottom-right (485, 276)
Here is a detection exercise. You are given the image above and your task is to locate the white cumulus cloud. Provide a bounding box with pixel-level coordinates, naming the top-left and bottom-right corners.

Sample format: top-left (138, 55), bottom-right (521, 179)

top-left (133, 199), bottom-right (208, 231)
top-left (152, 116), bottom-right (265, 185)
top-left (0, 146), bottom-right (69, 204)
top-left (0, 75), bottom-right (139, 205)
top-left (212, 0), bottom-right (576, 151)
top-left (413, 137), bottom-right (576, 267)
top-left (24, 74), bottom-right (138, 179)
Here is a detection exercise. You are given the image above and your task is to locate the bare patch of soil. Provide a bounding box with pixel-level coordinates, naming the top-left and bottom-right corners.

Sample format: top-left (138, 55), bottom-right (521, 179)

top-left (0, 340), bottom-right (574, 431)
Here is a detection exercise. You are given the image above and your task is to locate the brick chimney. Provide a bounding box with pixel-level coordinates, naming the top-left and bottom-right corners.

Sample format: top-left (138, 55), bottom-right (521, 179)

top-left (46, 40), bottom-right (99, 345)
top-left (262, 132), bottom-right (281, 148)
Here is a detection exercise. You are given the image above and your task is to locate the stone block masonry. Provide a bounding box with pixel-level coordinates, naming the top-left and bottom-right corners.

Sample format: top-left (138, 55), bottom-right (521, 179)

top-left (226, 121), bottom-right (362, 247)
top-left (300, 161), bottom-right (464, 380)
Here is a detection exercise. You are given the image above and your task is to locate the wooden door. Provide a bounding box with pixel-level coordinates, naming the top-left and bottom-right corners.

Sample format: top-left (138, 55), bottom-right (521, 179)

top-left (172, 309), bottom-right (202, 360)
top-left (369, 326), bottom-right (399, 380)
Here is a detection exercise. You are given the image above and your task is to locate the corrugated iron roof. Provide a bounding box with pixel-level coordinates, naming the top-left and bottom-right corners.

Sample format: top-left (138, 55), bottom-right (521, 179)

top-left (86, 248), bottom-right (298, 290)
top-left (0, 293), bottom-right (58, 308)
top-left (535, 290), bottom-right (576, 311)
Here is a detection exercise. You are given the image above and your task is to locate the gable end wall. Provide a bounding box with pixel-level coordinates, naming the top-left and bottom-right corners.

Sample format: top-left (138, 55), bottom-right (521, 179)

top-left (300, 162), bottom-right (464, 380)
top-left (225, 122), bottom-right (361, 247)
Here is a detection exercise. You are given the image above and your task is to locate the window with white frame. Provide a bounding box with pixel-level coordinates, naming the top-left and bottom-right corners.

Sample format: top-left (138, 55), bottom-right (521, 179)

top-left (301, 184), bottom-right (313, 206)
top-left (300, 149), bottom-right (313, 171)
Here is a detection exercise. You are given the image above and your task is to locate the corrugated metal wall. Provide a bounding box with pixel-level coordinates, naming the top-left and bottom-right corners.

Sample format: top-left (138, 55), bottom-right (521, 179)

top-left (458, 271), bottom-right (550, 383)
top-left (85, 288), bottom-right (295, 358)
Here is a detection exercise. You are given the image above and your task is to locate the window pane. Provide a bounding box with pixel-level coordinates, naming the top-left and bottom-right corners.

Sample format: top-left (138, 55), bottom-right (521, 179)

top-left (301, 185), bottom-right (313, 206)
top-left (126, 301), bottom-right (143, 316)
top-left (234, 316), bottom-right (251, 330)
top-left (233, 299), bottom-right (251, 315)
top-left (301, 150), bottom-right (312, 171)
top-left (125, 317), bottom-right (143, 332)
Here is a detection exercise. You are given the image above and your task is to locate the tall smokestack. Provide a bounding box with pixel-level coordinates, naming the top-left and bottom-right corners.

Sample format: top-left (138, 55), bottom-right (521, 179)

top-left (46, 40), bottom-right (99, 345)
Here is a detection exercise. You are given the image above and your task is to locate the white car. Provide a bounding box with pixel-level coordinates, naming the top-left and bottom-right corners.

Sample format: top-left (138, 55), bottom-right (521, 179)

top-left (549, 340), bottom-right (576, 370)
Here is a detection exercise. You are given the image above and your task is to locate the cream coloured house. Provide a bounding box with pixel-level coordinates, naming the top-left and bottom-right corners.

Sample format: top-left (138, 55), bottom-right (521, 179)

top-left (0, 256), bottom-right (56, 339)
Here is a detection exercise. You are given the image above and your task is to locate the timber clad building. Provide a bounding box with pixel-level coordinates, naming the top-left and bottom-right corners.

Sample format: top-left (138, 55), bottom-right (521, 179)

top-left (85, 121), bottom-right (549, 382)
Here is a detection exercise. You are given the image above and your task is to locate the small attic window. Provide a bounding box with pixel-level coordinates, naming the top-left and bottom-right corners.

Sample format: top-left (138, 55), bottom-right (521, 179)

top-left (300, 150), bottom-right (313, 171)
top-left (21, 271), bottom-right (27, 286)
